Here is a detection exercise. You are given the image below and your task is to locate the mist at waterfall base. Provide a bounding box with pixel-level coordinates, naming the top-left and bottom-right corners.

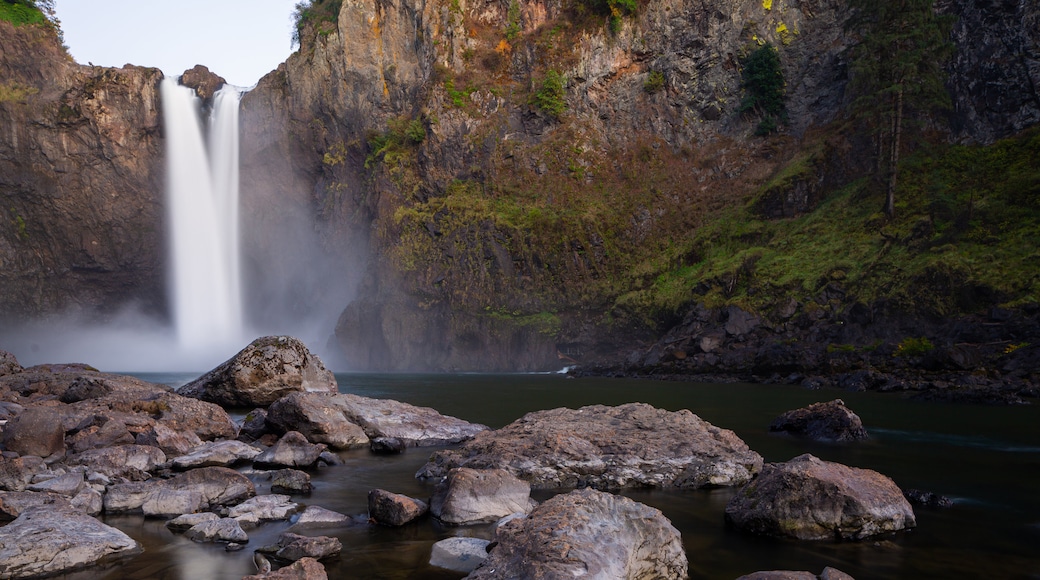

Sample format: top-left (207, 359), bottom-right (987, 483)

top-left (2, 79), bottom-right (355, 372)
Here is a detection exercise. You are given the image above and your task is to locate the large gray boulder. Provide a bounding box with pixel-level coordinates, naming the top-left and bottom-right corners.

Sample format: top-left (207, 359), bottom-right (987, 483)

top-left (178, 336), bottom-right (338, 407)
top-left (418, 403), bottom-right (762, 489)
top-left (725, 454), bottom-right (916, 540)
top-left (1, 407), bottom-right (65, 459)
top-left (430, 537), bottom-right (490, 573)
top-left (0, 506), bottom-right (140, 578)
top-left (467, 488), bottom-right (688, 579)
top-left (65, 444), bottom-right (166, 480)
top-left (266, 392), bottom-right (369, 449)
top-left (769, 399), bottom-right (868, 442)
top-left (431, 468), bottom-right (535, 525)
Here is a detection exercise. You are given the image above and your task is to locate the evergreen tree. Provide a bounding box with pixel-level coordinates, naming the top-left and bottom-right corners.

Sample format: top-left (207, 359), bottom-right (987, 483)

top-left (847, 0), bottom-right (953, 217)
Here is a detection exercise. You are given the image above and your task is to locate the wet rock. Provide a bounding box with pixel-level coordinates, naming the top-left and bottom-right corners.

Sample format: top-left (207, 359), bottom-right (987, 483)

top-left (239, 408), bottom-right (270, 442)
top-left (725, 454), bottom-right (916, 540)
top-left (293, 505), bottom-right (351, 527)
top-left (768, 399), bottom-right (869, 442)
top-left (737, 568), bottom-right (855, 580)
top-left (253, 431), bottom-right (327, 469)
top-left (166, 512), bottom-right (220, 532)
top-left (266, 392), bottom-right (369, 449)
top-left (1, 407), bottom-right (65, 459)
top-left (903, 488), bottom-right (954, 509)
top-left (26, 471), bottom-right (83, 496)
top-left (141, 489), bottom-right (205, 518)
top-left (431, 468), bottom-right (535, 525)
top-left (368, 488), bottom-right (428, 526)
top-left (0, 455), bottom-right (46, 492)
top-left (259, 532), bottom-right (342, 562)
top-left (370, 436), bottom-right (406, 454)
top-left (178, 64), bottom-right (226, 102)
top-left (419, 403), bottom-right (762, 489)
top-left (229, 494), bottom-right (299, 525)
top-left (468, 488), bottom-right (687, 579)
top-left (178, 336), bottom-right (338, 408)
top-left (334, 394), bottom-right (487, 447)
top-left (242, 556), bottom-right (328, 580)
top-left (104, 466), bottom-right (255, 513)
top-left (0, 506), bottom-right (140, 577)
top-left (184, 517), bottom-right (249, 543)
top-left (171, 439), bottom-right (261, 469)
top-left (270, 469), bottom-right (312, 494)
top-left (0, 350), bottom-right (22, 377)
top-left (65, 444), bottom-right (166, 480)
top-left (429, 537), bottom-right (489, 573)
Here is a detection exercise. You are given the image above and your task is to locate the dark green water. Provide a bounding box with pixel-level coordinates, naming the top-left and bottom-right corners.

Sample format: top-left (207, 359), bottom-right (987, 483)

top-left (70, 373), bottom-right (1040, 579)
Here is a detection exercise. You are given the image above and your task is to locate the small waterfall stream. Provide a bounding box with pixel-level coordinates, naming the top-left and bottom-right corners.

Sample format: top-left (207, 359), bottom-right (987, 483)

top-left (160, 78), bottom-right (244, 352)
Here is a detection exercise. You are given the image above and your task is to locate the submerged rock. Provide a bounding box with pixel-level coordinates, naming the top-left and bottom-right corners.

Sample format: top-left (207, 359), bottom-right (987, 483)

top-left (467, 488), bottom-right (687, 579)
top-left (0, 506), bottom-right (140, 578)
top-left (430, 537), bottom-right (490, 573)
top-left (178, 336), bottom-right (338, 408)
top-left (725, 454), bottom-right (916, 540)
top-left (769, 399), bottom-right (868, 442)
top-left (418, 403), bottom-right (762, 489)
top-left (431, 468), bottom-right (535, 525)
top-left (258, 532), bottom-right (342, 562)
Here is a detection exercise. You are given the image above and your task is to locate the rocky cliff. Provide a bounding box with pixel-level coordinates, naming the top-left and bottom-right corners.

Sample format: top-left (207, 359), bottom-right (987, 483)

top-left (0, 20), bottom-right (164, 322)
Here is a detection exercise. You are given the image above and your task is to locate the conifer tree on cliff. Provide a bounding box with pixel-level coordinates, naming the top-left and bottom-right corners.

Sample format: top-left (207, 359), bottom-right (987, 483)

top-left (847, 0), bottom-right (953, 217)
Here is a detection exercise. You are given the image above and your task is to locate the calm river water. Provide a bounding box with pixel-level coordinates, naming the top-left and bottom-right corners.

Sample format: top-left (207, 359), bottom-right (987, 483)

top-left (64, 373), bottom-right (1040, 580)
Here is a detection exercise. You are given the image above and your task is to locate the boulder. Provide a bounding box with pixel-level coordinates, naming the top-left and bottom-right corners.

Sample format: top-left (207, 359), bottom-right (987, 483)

top-left (177, 336), bottom-right (338, 408)
top-left (70, 486), bottom-right (103, 516)
top-left (370, 437), bottom-right (406, 454)
top-left (258, 532), bottom-right (342, 562)
top-left (1, 407), bottom-right (65, 459)
top-left (104, 466), bottom-right (255, 513)
top-left (903, 488), bottom-right (954, 509)
top-left (239, 408), bottom-right (270, 442)
top-left (467, 489), bottom-right (687, 579)
top-left (418, 403), bottom-right (762, 489)
top-left (135, 423), bottom-right (205, 457)
top-left (334, 394), bottom-right (487, 446)
top-left (270, 469), bottom-right (312, 494)
top-left (253, 431), bottom-right (327, 469)
top-left (242, 557), bottom-right (328, 580)
top-left (170, 439), bottom-right (261, 469)
top-left (65, 444), bottom-right (166, 480)
top-left (166, 512), bottom-right (220, 532)
top-left (368, 489), bottom-right (428, 526)
top-left (26, 471), bottom-right (84, 496)
top-left (768, 399), bottom-right (869, 442)
top-left (141, 489), bottom-right (205, 518)
top-left (266, 393), bottom-right (369, 449)
top-left (178, 64), bottom-right (226, 102)
top-left (229, 494), bottom-right (299, 525)
top-left (431, 468), bottom-right (535, 525)
top-left (430, 537), bottom-right (490, 573)
top-left (292, 505), bottom-right (351, 527)
top-left (0, 455), bottom-right (46, 492)
top-left (0, 350), bottom-right (22, 377)
top-left (0, 506), bottom-right (140, 578)
top-left (0, 491), bottom-right (72, 520)
top-left (725, 454), bottom-right (916, 540)
top-left (737, 568), bottom-right (855, 580)
top-left (183, 517), bottom-right (249, 543)
top-left (67, 418), bottom-right (135, 453)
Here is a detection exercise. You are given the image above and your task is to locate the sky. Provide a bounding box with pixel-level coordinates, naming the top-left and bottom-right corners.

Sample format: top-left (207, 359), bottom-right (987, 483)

top-left (55, 0), bottom-right (302, 87)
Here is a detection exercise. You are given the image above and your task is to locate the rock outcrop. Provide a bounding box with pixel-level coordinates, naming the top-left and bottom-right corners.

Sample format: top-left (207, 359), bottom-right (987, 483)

top-left (418, 403), bottom-right (762, 489)
top-left (769, 399), bottom-right (869, 442)
top-left (725, 454), bottom-right (916, 540)
top-left (467, 488), bottom-right (688, 579)
top-left (178, 336), bottom-right (338, 407)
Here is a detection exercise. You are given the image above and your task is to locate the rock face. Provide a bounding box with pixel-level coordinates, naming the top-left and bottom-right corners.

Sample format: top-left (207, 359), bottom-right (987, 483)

top-left (178, 336), bottom-right (338, 407)
top-left (0, 506), bottom-right (140, 578)
top-left (418, 403), bottom-right (762, 489)
top-left (725, 454), bottom-right (916, 540)
top-left (467, 488), bottom-right (688, 580)
top-left (769, 399), bottom-right (869, 442)
top-left (430, 468), bottom-right (535, 525)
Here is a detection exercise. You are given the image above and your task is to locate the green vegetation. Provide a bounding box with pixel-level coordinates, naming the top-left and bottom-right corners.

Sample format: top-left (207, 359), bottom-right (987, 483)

top-left (847, 0), bottom-right (954, 216)
top-left (0, 81), bottom-right (38, 104)
top-left (895, 336), bottom-right (934, 357)
top-left (643, 70), bottom-right (665, 94)
top-left (365, 116), bottom-right (427, 174)
top-left (739, 44), bottom-right (786, 135)
top-left (505, 0), bottom-right (522, 40)
top-left (581, 0), bottom-right (638, 33)
top-left (0, 0), bottom-right (49, 26)
top-left (292, 0), bottom-right (343, 47)
top-left (532, 70), bottom-right (567, 119)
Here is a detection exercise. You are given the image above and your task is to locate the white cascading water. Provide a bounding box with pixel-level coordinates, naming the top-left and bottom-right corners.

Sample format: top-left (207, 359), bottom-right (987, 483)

top-left (160, 78), bottom-right (244, 353)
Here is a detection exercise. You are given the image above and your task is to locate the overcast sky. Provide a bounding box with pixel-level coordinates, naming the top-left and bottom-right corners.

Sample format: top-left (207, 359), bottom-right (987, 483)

top-left (55, 0), bottom-right (301, 87)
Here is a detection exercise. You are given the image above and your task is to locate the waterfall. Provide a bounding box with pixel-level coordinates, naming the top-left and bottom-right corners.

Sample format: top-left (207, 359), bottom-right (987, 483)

top-left (160, 78), bottom-right (244, 352)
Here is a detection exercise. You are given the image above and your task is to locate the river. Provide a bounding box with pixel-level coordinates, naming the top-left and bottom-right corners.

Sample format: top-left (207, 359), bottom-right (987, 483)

top-left (69, 373), bottom-right (1040, 579)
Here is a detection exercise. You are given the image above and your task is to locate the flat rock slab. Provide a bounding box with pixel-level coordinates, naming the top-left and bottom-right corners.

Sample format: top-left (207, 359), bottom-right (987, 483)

top-left (418, 402), bottom-right (762, 489)
top-left (184, 517), bottom-right (249, 543)
top-left (334, 394), bottom-right (487, 447)
top-left (104, 466), bottom-right (255, 513)
top-left (229, 494), bottom-right (299, 525)
top-left (769, 399), bottom-right (868, 442)
top-left (725, 453), bottom-right (916, 540)
top-left (0, 491), bottom-right (72, 521)
top-left (292, 505), bottom-right (352, 527)
top-left (178, 336), bottom-right (338, 407)
top-left (430, 537), bottom-right (489, 573)
top-left (171, 440), bottom-right (262, 469)
top-left (258, 532), bottom-right (342, 562)
top-left (0, 506), bottom-right (140, 578)
top-left (467, 488), bottom-right (688, 579)
top-left (65, 444), bottom-right (166, 480)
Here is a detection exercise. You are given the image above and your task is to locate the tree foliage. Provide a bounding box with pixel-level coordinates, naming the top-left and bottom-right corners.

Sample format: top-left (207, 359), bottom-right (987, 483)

top-left (739, 44), bottom-right (786, 135)
top-left (847, 0), bottom-right (954, 217)
top-left (292, 0), bottom-right (343, 47)
top-left (581, 0), bottom-right (637, 34)
top-left (533, 70), bottom-right (567, 119)
top-left (0, 0), bottom-right (55, 27)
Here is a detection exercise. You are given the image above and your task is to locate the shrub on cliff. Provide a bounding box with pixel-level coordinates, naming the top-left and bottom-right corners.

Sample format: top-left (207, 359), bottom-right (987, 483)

top-left (532, 70), bottom-right (567, 119)
top-left (739, 44), bottom-right (786, 135)
top-left (292, 0), bottom-right (343, 47)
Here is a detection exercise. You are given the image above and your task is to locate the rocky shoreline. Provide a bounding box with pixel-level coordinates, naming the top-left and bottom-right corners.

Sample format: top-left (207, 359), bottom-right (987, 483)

top-left (0, 336), bottom-right (953, 579)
